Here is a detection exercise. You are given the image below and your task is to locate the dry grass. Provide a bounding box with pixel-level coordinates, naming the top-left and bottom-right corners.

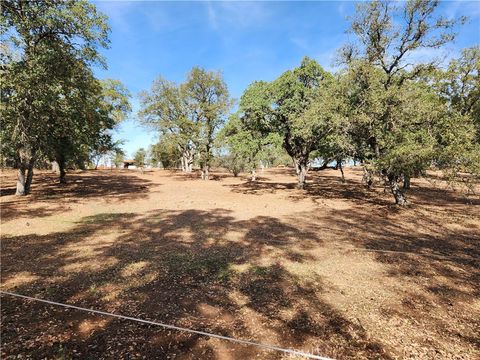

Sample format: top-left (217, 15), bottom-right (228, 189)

top-left (1, 167), bottom-right (479, 359)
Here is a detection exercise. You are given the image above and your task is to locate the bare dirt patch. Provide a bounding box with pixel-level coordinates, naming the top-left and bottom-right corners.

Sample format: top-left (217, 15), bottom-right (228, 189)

top-left (1, 167), bottom-right (479, 359)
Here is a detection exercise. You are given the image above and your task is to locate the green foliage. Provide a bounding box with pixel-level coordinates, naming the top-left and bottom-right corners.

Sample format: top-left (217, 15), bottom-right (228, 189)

top-left (112, 149), bottom-right (125, 168)
top-left (88, 80), bottom-right (131, 167)
top-left (299, 73), bottom-right (353, 166)
top-left (425, 47), bottom-right (480, 188)
top-left (100, 79), bottom-right (132, 124)
top-left (259, 137), bottom-right (291, 167)
top-left (263, 57), bottom-right (332, 158)
top-left (1, 0), bottom-right (110, 65)
top-left (239, 57), bottom-right (345, 187)
top-left (150, 135), bottom-right (182, 169)
top-left (215, 154), bottom-right (245, 177)
top-left (218, 114), bottom-right (260, 176)
top-left (139, 76), bottom-right (197, 171)
top-left (184, 67), bottom-right (232, 178)
top-left (344, 63), bottom-right (441, 177)
top-left (133, 148), bottom-right (147, 168)
top-left (218, 114), bottom-right (288, 178)
top-left (139, 67), bottom-right (231, 177)
top-left (342, 0), bottom-right (471, 204)
top-left (1, 0), bottom-right (117, 193)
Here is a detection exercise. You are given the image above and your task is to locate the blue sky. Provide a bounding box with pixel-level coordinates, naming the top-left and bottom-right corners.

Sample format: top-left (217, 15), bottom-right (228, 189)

top-left (92, 1), bottom-right (480, 157)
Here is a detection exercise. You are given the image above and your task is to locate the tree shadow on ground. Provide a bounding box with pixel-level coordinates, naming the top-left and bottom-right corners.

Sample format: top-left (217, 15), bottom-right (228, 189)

top-left (406, 184), bottom-right (480, 206)
top-left (0, 188), bottom-right (16, 197)
top-left (314, 205), bottom-right (479, 354)
top-left (169, 170), bottom-right (243, 182)
top-left (227, 173), bottom-right (393, 207)
top-left (1, 209), bottom-right (389, 359)
top-left (0, 171), bottom-right (152, 221)
top-left (317, 205), bottom-right (479, 289)
top-left (227, 168), bottom-right (479, 210)
top-left (33, 171), bottom-right (153, 201)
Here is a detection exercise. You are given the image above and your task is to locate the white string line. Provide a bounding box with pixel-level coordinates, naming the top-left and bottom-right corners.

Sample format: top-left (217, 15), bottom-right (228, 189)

top-left (0, 290), bottom-right (333, 360)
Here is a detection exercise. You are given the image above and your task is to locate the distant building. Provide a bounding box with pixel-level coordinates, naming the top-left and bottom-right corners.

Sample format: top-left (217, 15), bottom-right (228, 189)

top-left (123, 160), bottom-right (135, 169)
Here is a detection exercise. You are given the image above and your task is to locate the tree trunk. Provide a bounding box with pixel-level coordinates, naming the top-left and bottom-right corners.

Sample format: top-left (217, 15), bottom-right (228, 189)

top-left (338, 159), bottom-right (345, 183)
top-left (403, 175), bottom-right (411, 190)
top-left (16, 153), bottom-right (35, 196)
top-left (251, 169), bottom-right (256, 181)
top-left (186, 152), bottom-right (194, 173)
top-left (52, 161), bottom-right (60, 173)
top-left (298, 165), bottom-right (307, 189)
top-left (16, 164), bottom-right (27, 196)
top-left (180, 156), bottom-right (186, 172)
top-left (388, 174), bottom-right (407, 206)
top-left (293, 158), bottom-right (300, 175)
top-left (55, 153), bottom-right (67, 184)
top-left (24, 157), bottom-right (35, 194)
top-left (202, 164), bottom-right (209, 180)
top-left (294, 159), bottom-right (308, 189)
top-left (362, 166), bottom-right (373, 188)
top-left (59, 160), bottom-right (67, 184)
top-left (181, 147), bottom-right (194, 173)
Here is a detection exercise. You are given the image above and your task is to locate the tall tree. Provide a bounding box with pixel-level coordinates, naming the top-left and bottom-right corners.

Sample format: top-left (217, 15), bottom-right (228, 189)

top-left (218, 114), bottom-right (278, 181)
top-left (112, 148), bottom-right (125, 169)
top-left (431, 46), bottom-right (480, 181)
top-left (240, 57), bottom-right (334, 188)
top-left (87, 80), bottom-right (130, 172)
top-left (50, 76), bottom-right (130, 182)
top-left (139, 76), bottom-right (198, 173)
top-left (150, 135), bottom-right (182, 169)
top-left (343, 0), bottom-right (466, 205)
top-left (183, 67), bottom-right (231, 180)
top-left (1, 0), bottom-right (110, 195)
top-left (307, 76), bottom-right (354, 183)
top-left (133, 148), bottom-right (147, 169)
top-left (434, 46), bottom-right (479, 141)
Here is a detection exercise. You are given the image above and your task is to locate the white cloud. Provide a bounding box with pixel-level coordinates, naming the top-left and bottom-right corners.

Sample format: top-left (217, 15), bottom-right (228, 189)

top-left (95, 1), bottom-right (136, 33)
top-left (206, 1), bottom-right (219, 30)
top-left (204, 1), bottom-right (272, 30)
top-left (444, 0), bottom-right (480, 20)
top-left (290, 37), bottom-right (309, 50)
top-left (337, 1), bottom-right (347, 17)
top-left (402, 45), bottom-right (460, 69)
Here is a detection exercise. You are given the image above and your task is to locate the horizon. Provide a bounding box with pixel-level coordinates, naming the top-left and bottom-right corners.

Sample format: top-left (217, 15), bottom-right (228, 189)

top-left (92, 0), bottom-right (480, 157)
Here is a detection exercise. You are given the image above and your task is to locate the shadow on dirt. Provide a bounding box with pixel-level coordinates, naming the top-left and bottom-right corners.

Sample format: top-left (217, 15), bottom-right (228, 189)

top-left (314, 204), bottom-right (479, 353)
top-left (0, 171), bottom-right (152, 221)
top-left (227, 168), bottom-right (479, 209)
top-left (1, 168), bottom-right (478, 359)
top-left (1, 209), bottom-right (389, 359)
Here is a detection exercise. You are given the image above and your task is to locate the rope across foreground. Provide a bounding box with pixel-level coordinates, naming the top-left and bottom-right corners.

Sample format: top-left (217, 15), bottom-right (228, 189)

top-left (0, 290), bottom-right (333, 360)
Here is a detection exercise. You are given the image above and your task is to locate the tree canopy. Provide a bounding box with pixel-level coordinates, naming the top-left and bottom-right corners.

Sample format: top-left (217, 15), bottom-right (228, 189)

top-left (2, 0), bottom-right (478, 206)
top-left (239, 57), bottom-right (344, 188)
top-left (1, 0), bottom-right (131, 194)
top-left (139, 67), bottom-right (231, 179)
top-left (335, 0), bottom-right (472, 204)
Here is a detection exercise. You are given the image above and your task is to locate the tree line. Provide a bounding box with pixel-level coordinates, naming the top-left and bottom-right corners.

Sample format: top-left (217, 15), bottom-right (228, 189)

top-left (138, 0), bottom-right (479, 205)
top-left (1, 0), bottom-right (479, 206)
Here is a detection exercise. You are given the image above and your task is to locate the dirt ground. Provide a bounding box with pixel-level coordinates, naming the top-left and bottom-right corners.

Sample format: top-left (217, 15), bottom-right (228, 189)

top-left (1, 167), bottom-right (479, 359)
